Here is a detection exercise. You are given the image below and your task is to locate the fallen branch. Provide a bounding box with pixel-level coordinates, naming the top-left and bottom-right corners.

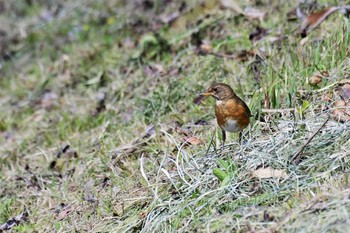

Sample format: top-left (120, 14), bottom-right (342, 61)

top-left (290, 115), bottom-right (330, 163)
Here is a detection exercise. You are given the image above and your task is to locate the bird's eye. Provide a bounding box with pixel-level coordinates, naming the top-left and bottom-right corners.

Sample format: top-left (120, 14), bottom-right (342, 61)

top-left (213, 87), bottom-right (218, 92)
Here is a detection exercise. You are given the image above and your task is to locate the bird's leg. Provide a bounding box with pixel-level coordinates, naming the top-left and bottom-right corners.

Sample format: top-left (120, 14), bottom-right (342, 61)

top-left (221, 129), bottom-right (226, 148)
top-left (239, 131), bottom-right (243, 145)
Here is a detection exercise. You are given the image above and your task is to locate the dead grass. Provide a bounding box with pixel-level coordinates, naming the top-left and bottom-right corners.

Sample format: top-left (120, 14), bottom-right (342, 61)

top-left (0, 0), bottom-right (350, 232)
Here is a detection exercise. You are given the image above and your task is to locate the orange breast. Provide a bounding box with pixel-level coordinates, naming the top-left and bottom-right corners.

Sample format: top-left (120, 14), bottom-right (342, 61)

top-left (215, 98), bottom-right (250, 132)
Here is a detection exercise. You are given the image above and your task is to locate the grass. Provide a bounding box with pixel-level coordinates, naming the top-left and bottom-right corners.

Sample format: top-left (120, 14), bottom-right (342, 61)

top-left (1, 0), bottom-right (350, 232)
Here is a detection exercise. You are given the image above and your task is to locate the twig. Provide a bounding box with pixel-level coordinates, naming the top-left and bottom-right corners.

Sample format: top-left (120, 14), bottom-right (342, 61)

top-left (261, 108), bottom-right (295, 113)
top-left (290, 115), bottom-right (330, 163)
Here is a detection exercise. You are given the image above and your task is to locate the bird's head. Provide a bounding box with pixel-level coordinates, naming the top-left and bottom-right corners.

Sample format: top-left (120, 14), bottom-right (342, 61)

top-left (200, 83), bottom-right (235, 101)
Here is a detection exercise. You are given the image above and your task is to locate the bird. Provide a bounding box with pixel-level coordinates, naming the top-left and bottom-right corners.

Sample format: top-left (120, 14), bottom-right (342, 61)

top-left (196, 83), bottom-right (251, 145)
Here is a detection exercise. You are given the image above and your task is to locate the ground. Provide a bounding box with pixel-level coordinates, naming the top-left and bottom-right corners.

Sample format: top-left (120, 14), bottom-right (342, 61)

top-left (0, 0), bottom-right (350, 232)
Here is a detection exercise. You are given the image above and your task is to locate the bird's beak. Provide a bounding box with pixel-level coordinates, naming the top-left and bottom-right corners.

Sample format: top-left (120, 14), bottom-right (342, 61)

top-left (199, 91), bottom-right (213, 97)
top-left (200, 91), bottom-right (219, 100)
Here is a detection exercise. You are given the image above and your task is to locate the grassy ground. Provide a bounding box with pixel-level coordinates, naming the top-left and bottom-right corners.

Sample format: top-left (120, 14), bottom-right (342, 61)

top-left (1, 0), bottom-right (350, 232)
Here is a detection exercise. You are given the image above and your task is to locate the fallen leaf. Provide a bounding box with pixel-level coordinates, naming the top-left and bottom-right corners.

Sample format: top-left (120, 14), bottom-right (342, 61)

top-left (309, 74), bottom-right (322, 85)
top-left (57, 205), bottom-right (74, 221)
top-left (332, 100), bottom-right (350, 122)
top-left (144, 64), bottom-right (166, 77)
top-left (183, 136), bottom-right (203, 146)
top-left (199, 41), bottom-right (213, 54)
top-left (252, 167), bottom-right (287, 179)
top-left (308, 70), bottom-right (329, 85)
top-left (297, 6), bottom-right (350, 37)
top-left (336, 80), bottom-right (350, 99)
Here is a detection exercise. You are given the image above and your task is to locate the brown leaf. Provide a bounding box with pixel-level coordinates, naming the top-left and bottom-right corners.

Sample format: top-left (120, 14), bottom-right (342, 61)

top-left (309, 75), bottom-right (322, 85)
top-left (183, 136), bottom-right (203, 146)
top-left (144, 64), bottom-right (165, 77)
top-left (308, 70), bottom-right (329, 85)
top-left (57, 205), bottom-right (74, 221)
top-left (342, 84), bottom-right (350, 99)
top-left (252, 167), bottom-right (287, 179)
top-left (332, 100), bottom-right (350, 122)
top-left (336, 80), bottom-right (350, 100)
top-left (298, 6), bottom-right (344, 37)
top-left (199, 42), bottom-right (213, 54)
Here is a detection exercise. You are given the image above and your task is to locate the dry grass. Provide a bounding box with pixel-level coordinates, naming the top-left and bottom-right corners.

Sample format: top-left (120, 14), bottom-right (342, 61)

top-left (1, 0), bottom-right (350, 232)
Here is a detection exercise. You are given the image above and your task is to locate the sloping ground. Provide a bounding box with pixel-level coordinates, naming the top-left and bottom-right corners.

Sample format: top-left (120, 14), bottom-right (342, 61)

top-left (0, 0), bottom-right (350, 232)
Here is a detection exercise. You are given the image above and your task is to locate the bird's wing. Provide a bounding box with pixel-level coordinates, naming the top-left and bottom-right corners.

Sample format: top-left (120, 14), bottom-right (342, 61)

top-left (224, 98), bottom-right (252, 118)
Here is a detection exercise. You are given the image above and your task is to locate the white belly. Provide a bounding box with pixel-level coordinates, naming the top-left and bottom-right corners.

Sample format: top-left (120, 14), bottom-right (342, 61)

top-left (216, 100), bottom-right (224, 106)
top-left (222, 119), bottom-right (240, 133)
